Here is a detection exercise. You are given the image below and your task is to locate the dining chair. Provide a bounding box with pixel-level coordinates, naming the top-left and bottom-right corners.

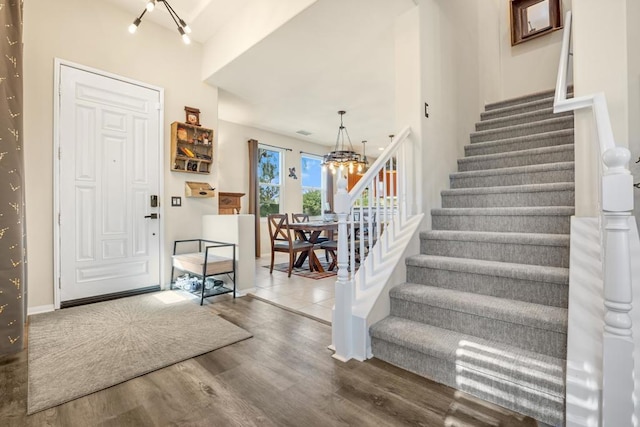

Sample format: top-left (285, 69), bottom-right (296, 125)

top-left (291, 213), bottom-right (330, 262)
top-left (267, 213), bottom-right (314, 277)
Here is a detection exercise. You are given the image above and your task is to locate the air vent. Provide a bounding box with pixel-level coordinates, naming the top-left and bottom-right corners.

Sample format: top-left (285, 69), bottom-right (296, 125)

top-left (296, 130), bottom-right (312, 136)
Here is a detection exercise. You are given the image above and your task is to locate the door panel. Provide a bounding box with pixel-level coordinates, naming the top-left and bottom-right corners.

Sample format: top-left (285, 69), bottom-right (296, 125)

top-left (59, 65), bottom-right (161, 302)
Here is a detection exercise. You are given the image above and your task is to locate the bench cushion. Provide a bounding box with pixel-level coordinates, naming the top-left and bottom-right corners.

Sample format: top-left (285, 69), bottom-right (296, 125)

top-left (172, 252), bottom-right (233, 276)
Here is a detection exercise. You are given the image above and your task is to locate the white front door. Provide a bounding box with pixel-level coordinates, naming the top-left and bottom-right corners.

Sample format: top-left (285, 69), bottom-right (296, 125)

top-left (58, 65), bottom-right (161, 303)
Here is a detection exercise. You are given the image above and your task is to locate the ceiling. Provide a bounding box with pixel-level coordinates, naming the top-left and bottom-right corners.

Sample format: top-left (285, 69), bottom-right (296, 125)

top-left (108, 0), bottom-right (416, 151)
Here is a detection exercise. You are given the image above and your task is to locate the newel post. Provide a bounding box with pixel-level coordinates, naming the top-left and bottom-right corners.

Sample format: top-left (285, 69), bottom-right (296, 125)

top-left (601, 147), bottom-right (635, 426)
top-left (332, 173), bottom-right (353, 362)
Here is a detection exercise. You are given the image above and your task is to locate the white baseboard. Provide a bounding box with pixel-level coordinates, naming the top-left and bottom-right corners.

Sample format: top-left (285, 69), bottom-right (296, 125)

top-left (28, 304), bottom-right (55, 316)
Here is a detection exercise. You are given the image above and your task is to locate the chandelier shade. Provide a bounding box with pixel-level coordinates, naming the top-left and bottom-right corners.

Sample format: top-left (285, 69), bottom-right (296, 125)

top-left (322, 111), bottom-right (366, 175)
top-left (128, 0), bottom-right (192, 44)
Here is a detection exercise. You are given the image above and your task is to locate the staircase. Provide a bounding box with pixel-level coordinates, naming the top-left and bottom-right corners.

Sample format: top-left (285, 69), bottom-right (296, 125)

top-left (370, 88), bottom-right (574, 426)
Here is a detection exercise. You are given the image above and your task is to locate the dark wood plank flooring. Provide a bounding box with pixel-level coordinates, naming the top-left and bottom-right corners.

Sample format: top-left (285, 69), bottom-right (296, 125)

top-left (0, 296), bottom-right (537, 426)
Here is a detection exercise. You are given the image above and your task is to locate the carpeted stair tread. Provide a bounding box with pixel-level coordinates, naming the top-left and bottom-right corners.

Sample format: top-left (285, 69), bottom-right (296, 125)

top-left (476, 108), bottom-right (573, 132)
top-left (470, 116), bottom-right (574, 144)
top-left (441, 182), bottom-right (574, 208)
top-left (420, 230), bottom-right (570, 267)
top-left (432, 206), bottom-right (574, 216)
top-left (484, 87), bottom-right (571, 111)
top-left (442, 182), bottom-right (574, 196)
top-left (481, 97), bottom-right (555, 121)
top-left (405, 254), bottom-right (569, 285)
top-left (450, 162), bottom-right (574, 189)
top-left (465, 129), bottom-right (574, 157)
top-left (390, 284), bottom-right (567, 333)
top-left (421, 230), bottom-right (569, 247)
top-left (485, 89), bottom-right (556, 110)
top-left (432, 206), bottom-right (572, 234)
top-left (459, 144), bottom-right (574, 172)
top-left (370, 316), bottom-right (566, 397)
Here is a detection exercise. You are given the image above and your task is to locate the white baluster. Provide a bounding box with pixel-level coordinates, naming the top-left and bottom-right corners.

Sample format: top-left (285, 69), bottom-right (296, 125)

top-left (601, 146), bottom-right (634, 426)
top-left (332, 174), bottom-right (353, 362)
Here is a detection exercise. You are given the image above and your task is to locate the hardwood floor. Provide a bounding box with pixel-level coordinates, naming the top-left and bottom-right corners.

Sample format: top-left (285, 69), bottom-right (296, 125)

top-left (0, 296), bottom-right (537, 426)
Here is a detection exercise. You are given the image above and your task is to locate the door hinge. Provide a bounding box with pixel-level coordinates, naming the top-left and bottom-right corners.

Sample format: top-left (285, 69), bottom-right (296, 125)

top-left (58, 277), bottom-right (61, 289)
top-left (58, 213), bottom-right (61, 225)
top-left (58, 147), bottom-right (61, 160)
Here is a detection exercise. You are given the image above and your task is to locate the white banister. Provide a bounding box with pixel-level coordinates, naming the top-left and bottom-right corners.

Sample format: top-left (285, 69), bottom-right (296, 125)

top-left (331, 126), bottom-right (422, 361)
top-left (555, 11), bottom-right (636, 425)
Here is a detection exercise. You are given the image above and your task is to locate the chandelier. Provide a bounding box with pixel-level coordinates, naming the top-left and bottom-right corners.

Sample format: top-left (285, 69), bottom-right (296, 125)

top-left (128, 0), bottom-right (192, 45)
top-left (322, 111), bottom-right (366, 175)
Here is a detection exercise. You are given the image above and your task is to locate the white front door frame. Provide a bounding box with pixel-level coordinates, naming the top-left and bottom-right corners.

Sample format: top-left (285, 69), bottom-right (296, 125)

top-left (53, 58), bottom-right (165, 309)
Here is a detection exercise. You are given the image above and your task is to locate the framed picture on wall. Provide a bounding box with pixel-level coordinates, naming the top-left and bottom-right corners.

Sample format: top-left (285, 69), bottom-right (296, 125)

top-left (510, 0), bottom-right (562, 46)
top-left (184, 106), bottom-right (201, 126)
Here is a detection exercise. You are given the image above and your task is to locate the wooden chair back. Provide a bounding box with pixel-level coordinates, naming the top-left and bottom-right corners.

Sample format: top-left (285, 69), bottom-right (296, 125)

top-left (267, 214), bottom-right (293, 248)
top-left (291, 213), bottom-right (310, 223)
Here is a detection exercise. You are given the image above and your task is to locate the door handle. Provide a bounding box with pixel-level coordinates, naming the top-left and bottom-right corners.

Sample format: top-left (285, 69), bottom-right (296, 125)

top-left (144, 213), bottom-right (159, 219)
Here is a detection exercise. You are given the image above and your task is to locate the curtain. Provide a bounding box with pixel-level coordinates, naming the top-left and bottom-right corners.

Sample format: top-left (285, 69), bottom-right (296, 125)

top-left (0, 0), bottom-right (25, 355)
top-left (326, 170), bottom-right (334, 213)
top-left (248, 139), bottom-right (260, 257)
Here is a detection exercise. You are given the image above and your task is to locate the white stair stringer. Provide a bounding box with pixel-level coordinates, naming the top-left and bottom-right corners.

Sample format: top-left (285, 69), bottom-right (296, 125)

top-left (336, 214), bottom-right (424, 362)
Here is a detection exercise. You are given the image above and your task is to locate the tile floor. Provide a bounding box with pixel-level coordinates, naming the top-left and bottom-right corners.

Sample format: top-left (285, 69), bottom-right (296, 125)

top-left (250, 253), bottom-right (336, 323)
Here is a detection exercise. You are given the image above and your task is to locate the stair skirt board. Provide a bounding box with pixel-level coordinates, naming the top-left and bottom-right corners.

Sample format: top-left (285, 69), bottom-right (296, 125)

top-left (368, 88), bottom-right (572, 425)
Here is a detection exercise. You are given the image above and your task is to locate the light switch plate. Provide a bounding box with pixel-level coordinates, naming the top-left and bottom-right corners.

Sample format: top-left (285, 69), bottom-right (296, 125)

top-left (171, 196), bottom-right (182, 207)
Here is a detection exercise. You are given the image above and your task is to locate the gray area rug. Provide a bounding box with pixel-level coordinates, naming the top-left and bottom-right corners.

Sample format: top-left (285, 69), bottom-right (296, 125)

top-left (27, 291), bottom-right (252, 414)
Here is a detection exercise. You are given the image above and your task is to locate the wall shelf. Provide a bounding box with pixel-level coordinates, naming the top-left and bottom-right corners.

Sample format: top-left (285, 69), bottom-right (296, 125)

top-left (170, 121), bottom-right (214, 174)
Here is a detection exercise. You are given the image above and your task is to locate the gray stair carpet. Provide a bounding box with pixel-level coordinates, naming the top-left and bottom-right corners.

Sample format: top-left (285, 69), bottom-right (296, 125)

top-left (370, 89), bottom-right (573, 426)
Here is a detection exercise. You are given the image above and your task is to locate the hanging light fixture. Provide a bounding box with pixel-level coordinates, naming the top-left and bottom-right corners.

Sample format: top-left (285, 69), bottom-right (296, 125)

top-left (356, 140), bottom-right (369, 175)
top-left (387, 134), bottom-right (397, 172)
top-left (128, 0), bottom-right (192, 44)
top-left (322, 110), bottom-right (362, 175)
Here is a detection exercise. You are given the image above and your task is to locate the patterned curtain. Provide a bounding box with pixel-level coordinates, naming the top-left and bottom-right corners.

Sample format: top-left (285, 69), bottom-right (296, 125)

top-left (0, 0), bottom-right (26, 355)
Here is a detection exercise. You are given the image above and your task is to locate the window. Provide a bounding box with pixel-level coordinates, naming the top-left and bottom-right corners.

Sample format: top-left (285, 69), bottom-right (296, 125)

top-left (301, 154), bottom-right (325, 216)
top-left (258, 146), bottom-right (282, 217)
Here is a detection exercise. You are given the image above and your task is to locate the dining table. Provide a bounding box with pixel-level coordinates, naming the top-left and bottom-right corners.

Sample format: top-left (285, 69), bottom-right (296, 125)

top-left (286, 220), bottom-right (338, 273)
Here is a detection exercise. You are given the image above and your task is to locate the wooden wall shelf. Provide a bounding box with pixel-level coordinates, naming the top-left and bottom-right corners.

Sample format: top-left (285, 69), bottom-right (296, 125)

top-left (218, 192), bottom-right (244, 214)
top-left (171, 122), bottom-right (214, 174)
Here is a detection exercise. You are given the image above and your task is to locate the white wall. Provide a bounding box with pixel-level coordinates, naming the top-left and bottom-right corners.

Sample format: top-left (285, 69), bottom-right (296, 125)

top-left (477, 0), bottom-right (572, 104)
top-left (23, 0), bottom-right (219, 307)
top-left (572, 0), bottom-right (633, 217)
top-left (218, 120), bottom-right (332, 255)
top-left (417, 0), bottom-right (482, 221)
top-left (628, 0), bottom-right (640, 222)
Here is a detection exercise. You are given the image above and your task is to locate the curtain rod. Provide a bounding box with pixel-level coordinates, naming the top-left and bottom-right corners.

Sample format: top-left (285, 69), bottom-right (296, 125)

top-left (259, 142), bottom-right (292, 152)
top-left (299, 150), bottom-right (324, 156)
